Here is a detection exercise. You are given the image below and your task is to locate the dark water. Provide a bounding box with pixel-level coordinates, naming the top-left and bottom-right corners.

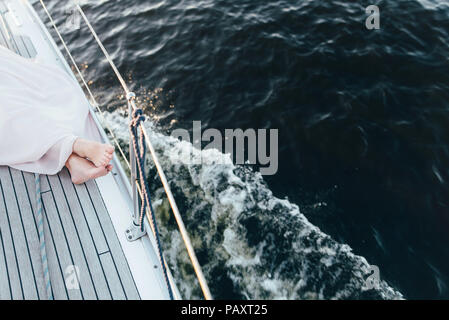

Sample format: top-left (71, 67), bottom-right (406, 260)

top-left (38, 0), bottom-right (449, 299)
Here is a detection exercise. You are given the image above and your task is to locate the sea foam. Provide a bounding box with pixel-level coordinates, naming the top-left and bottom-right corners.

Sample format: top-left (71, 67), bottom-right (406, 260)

top-left (102, 109), bottom-right (403, 300)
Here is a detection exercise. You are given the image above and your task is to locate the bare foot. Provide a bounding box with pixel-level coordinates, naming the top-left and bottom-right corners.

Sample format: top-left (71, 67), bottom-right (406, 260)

top-left (66, 154), bottom-right (113, 185)
top-left (73, 138), bottom-right (114, 167)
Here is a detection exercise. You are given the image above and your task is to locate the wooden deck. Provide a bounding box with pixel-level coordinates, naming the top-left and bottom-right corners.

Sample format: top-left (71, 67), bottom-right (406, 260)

top-left (0, 168), bottom-right (140, 300)
top-left (0, 1), bottom-right (140, 300)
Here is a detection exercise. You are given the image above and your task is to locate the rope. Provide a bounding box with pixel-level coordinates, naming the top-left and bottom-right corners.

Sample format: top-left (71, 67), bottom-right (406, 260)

top-left (34, 174), bottom-right (53, 300)
top-left (38, 0), bottom-right (213, 300)
top-left (138, 117), bottom-right (213, 300)
top-left (76, 2), bottom-right (213, 300)
top-left (129, 109), bottom-right (174, 300)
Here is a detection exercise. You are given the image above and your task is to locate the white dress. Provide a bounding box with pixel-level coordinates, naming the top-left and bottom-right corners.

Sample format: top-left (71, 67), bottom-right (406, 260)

top-left (0, 45), bottom-right (95, 174)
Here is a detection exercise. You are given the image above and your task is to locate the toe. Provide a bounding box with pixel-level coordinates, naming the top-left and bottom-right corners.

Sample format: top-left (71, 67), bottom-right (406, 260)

top-left (71, 176), bottom-right (83, 185)
top-left (91, 158), bottom-right (103, 167)
top-left (106, 145), bottom-right (114, 154)
top-left (92, 166), bottom-right (107, 178)
top-left (100, 168), bottom-right (108, 177)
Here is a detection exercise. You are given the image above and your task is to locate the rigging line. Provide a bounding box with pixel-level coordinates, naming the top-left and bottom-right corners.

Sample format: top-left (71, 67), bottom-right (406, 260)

top-left (128, 97), bottom-right (214, 300)
top-left (77, 2), bottom-right (213, 299)
top-left (41, 0), bottom-right (146, 230)
top-left (72, 1), bottom-right (213, 300)
top-left (34, 174), bottom-right (53, 300)
top-left (38, 0), bottom-right (130, 171)
top-left (142, 126), bottom-right (213, 300)
top-left (75, 3), bottom-right (130, 96)
top-left (130, 109), bottom-right (174, 299)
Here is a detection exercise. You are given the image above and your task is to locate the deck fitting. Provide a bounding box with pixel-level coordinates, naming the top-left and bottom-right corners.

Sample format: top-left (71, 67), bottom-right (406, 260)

top-left (125, 223), bottom-right (147, 242)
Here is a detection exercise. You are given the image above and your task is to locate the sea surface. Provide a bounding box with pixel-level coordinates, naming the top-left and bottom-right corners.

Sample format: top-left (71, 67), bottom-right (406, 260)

top-left (37, 0), bottom-right (449, 299)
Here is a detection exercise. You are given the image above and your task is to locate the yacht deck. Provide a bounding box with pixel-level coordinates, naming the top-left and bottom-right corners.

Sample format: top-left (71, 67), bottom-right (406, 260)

top-left (0, 0), bottom-right (173, 300)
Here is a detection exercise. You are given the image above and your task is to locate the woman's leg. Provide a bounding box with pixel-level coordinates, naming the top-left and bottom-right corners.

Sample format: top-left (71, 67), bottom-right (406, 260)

top-left (66, 153), bottom-right (113, 185)
top-left (72, 138), bottom-right (114, 167)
